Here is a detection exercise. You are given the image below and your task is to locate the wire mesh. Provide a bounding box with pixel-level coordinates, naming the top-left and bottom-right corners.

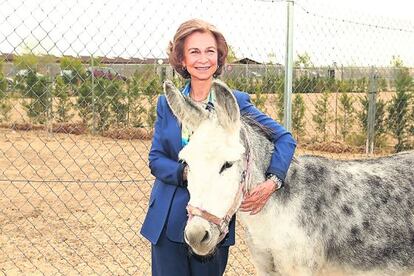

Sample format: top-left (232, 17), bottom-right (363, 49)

top-left (0, 0), bottom-right (413, 275)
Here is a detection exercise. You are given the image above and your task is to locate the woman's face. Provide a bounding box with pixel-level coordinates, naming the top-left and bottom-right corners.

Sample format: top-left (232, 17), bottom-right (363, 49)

top-left (182, 31), bottom-right (218, 81)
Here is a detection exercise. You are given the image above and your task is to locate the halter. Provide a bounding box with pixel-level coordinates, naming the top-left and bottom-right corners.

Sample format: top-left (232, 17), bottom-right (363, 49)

top-left (186, 127), bottom-right (252, 243)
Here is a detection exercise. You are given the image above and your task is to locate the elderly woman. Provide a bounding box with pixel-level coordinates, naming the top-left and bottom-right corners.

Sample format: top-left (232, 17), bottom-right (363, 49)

top-left (141, 18), bottom-right (296, 276)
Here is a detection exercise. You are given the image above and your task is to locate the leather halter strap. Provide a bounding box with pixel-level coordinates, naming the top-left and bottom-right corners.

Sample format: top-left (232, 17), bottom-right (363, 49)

top-left (186, 128), bottom-right (252, 243)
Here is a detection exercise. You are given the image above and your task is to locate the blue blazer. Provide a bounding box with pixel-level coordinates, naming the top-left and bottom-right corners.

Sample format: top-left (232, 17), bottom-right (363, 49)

top-left (140, 90), bottom-right (296, 245)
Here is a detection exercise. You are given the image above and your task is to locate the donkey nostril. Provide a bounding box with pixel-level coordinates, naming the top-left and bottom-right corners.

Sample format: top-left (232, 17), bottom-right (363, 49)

top-left (201, 230), bottom-right (210, 243)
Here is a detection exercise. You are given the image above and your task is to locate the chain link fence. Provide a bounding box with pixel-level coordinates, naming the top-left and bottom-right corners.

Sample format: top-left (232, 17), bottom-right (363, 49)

top-left (1, 0), bottom-right (413, 275)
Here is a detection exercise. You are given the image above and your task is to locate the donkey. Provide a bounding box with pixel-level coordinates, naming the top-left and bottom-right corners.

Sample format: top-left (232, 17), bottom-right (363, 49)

top-left (163, 79), bottom-right (414, 276)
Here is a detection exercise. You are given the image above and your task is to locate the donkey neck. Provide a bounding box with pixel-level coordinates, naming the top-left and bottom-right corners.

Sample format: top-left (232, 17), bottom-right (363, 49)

top-left (240, 119), bottom-right (274, 192)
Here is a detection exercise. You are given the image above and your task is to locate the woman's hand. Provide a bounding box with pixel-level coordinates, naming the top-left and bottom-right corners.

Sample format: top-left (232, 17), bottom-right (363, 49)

top-left (240, 179), bottom-right (277, 215)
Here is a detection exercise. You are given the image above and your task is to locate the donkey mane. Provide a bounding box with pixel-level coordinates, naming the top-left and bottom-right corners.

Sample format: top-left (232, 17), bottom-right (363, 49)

top-left (241, 114), bottom-right (274, 142)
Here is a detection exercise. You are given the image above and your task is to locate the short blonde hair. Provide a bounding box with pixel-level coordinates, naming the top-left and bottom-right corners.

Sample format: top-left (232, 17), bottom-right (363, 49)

top-left (168, 19), bottom-right (228, 79)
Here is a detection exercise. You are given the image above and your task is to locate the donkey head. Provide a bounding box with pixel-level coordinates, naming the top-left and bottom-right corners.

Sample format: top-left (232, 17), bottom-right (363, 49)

top-left (164, 80), bottom-right (246, 256)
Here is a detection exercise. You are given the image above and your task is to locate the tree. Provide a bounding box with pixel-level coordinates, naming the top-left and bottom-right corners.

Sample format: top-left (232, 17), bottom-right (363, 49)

top-left (312, 91), bottom-right (331, 141)
top-left (13, 53), bottom-right (38, 71)
top-left (267, 52), bottom-right (277, 65)
top-left (338, 93), bottom-right (355, 140)
top-left (77, 78), bottom-right (126, 132)
top-left (251, 88), bottom-right (268, 113)
top-left (0, 60), bottom-right (11, 122)
top-left (22, 71), bottom-right (51, 124)
top-left (53, 76), bottom-right (74, 123)
top-left (292, 94), bottom-right (306, 141)
top-left (387, 66), bottom-right (413, 152)
top-left (60, 56), bottom-right (85, 86)
top-left (226, 45), bottom-right (238, 63)
top-left (294, 52), bottom-right (313, 68)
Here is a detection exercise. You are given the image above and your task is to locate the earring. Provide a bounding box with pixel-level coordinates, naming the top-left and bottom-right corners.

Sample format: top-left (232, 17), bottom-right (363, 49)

top-left (213, 65), bottom-right (220, 78)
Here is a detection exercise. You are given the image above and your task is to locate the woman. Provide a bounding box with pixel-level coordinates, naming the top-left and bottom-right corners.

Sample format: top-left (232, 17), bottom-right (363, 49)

top-left (141, 18), bottom-right (296, 276)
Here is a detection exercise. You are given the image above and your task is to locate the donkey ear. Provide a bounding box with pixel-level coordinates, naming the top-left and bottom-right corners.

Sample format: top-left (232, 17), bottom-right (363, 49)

top-left (212, 79), bottom-right (240, 131)
top-left (164, 80), bottom-right (209, 129)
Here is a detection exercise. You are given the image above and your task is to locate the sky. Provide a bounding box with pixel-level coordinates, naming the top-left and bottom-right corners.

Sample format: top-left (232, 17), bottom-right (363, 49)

top-left (1, 0), bottom-right (413, 67)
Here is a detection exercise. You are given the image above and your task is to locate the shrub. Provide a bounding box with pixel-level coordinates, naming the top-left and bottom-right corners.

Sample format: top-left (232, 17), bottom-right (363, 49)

top-left (0, 70), bottom-right (11, 122)
top-left (59, 56), bottom-right (86, 94)
top-left (338, 93), bottom-right (355, 140)
top-left (292, 94), bottom-right (305, 141)
top-left (312, 91), bottom-right (331, 141)
top-left (22, 70), bottom-right (51, 124)
top-left (128, 73), bottom-right (160, 129)
top-left (77, 78), bottom-right (126, 132)
top-left (386, 67), bottom-right (413, 152)
top-left (53, 76), bottom-right (74, 123)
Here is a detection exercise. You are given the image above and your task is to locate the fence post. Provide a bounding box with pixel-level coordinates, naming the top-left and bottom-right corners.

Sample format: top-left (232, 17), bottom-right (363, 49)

top-left (91, 55), bottom-right (96, 134)
top-left (366, 66), bottom-right (378, 155)
top-left (47, 63), bottom-right (53, 134)
top-left (283, 0), bottom-right (294, 131)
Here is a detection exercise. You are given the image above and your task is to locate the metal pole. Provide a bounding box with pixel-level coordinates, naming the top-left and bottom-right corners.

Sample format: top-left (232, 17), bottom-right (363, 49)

top-left (366, 66), bottom-right (378, 156)
top-left (283, 0), bottom-right (294, 131)
top-left (91, 55), bottom-right (96, 134)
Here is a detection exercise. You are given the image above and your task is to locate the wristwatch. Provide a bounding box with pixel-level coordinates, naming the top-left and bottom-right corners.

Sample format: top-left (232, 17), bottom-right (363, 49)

top-left (266, 173), bottom-right (283, 191)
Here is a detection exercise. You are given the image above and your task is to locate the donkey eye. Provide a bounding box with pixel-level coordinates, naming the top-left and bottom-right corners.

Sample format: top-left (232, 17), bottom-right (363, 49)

top-left (219, 162), bottom-right (233, 174)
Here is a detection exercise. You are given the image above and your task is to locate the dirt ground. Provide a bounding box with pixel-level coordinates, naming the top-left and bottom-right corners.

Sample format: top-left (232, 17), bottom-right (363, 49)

top-left (0, 128), bottom-right (256, 275)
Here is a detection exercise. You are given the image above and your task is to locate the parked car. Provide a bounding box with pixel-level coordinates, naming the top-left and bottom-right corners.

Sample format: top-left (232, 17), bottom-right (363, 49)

top-left (5, 77), bottom-right (14, 91)
top-left (59, 69), bottom-right (80, 84)
top-left (86, 67), bottom-right (127, 81)
top-left (15, 69), bottom-right (44, 78)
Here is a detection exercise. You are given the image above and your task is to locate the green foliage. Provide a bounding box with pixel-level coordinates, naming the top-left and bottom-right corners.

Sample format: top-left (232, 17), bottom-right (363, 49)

top-left (336, 80), bottom-right (353, 92)
top-left (390, 55), bottom-right (404, 67)
top-left (0, 69), bottom-right (7, 94)
top-left (386, 67), bottom-right (413, 152)
top-left (142, 77), bottom-right (161, 128)
top-left (262, 72), bottom-right (284, 121)
top-left (223, 71), bottom-right (284, 119)
top-left (88, 57), bottom-right (102, 67)
top-left (312, 91), bottom-right (331, 141)
top-left (77, 78), bottom-right (127, 132)
top-left (53, 76), bottom-right (74, 123)
top-left (292, 94), bottom-right (306, 141)
top-left (21, 70), bottom-right (51, 124)
top-left (294, 52), bottom-right (313, 68)
top-left (60, 56), bottom-right (85, 86)
top-left (0, 68), bottom-right (12, 122)
top-left (13, 53), bottom-right (38, 70)
top-left (293, 77), bottom-right (370, 94)
top-left (262, 72), bottom-right (283, 93)
top-left (251, 88), bottom-right (268, 113)
top-left (274, 88), bottom-right (284, 123)
top-left (0, 100), bottom-right (12, 122)
top-left (338, 93), bottom-right (355, 140)
top-left (127, 73), bottom-right (161, 128)
top-left (293, 76), bottom-right (317, 93)
top-left (172, 77), bottom-right (185, 90)
top-left (355, 77), bottom-right (368, 92)
top-left (227, 46), bottom-right (238, 63)
top-left (377, 77), bottom-right (388, 92)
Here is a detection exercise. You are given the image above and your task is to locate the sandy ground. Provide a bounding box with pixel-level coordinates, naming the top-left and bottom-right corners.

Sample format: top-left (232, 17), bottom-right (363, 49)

top-left (0, 128), bottom-right (256, 275)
